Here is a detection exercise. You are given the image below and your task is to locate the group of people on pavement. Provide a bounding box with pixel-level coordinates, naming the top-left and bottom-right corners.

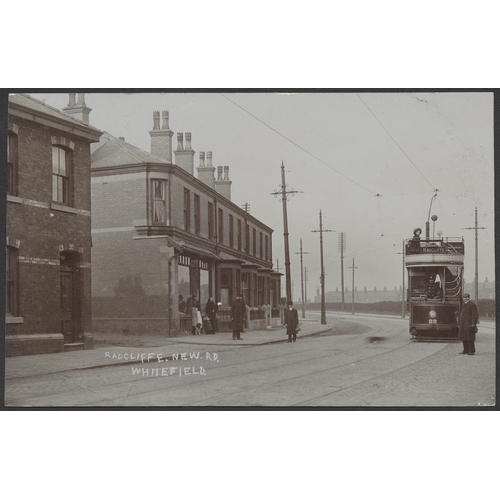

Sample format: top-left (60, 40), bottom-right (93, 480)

top-left (180, 286), bottom-right (479, 352)
top-left (179, 294), bottom-right (219, 336)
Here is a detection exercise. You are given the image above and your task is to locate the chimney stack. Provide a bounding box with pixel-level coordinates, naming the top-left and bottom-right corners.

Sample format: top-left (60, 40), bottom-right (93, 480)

top-left (215, 165), bottom-right (232, 200)
top-left (63, 92), bottom-right (92, 124)
top-left (149, 110), bottom-right (173, 163)
top-left (197, 150), bottom-right (215, 189)
top-left (174, 131), bottom-right (195, 175)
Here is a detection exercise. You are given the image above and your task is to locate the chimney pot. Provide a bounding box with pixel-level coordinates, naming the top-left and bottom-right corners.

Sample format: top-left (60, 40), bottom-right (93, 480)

top-left (68, 93), bottom-right (76, 107)
top-left (217, 166), bottom-right (223, 180)
top-left (185, 132), bottom-right (192, 149)
top-left (223, 165), bottom-right (229, 180)
top-left (161, 111), bottom-right (170, 130)
top-left (153, 111), bottom-right (160, 130)
top-left (77, 93), bottom-right (87, 106)
top-left (206, 151), bottom-right (213, 167)
top-left (119, 136), bottom-right (125, 141)
top-left (199, 151), bottom-right (205, 167)
top-left (177, 132), bottom-right (184, 150)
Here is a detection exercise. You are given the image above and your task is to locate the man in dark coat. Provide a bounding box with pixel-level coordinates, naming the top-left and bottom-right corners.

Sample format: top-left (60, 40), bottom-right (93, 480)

top-left (284, 300), bottom-right (299, 342)
top-left (458, 292), bottom-right (479, 355)
top-left (205, 297), bottom-right (218, 334)
top-left (231, 295), bottom-right (246, 340)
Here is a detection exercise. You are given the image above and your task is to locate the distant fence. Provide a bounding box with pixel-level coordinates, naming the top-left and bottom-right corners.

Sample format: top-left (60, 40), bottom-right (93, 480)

top-left (307, 299), bottom-right (496, 318)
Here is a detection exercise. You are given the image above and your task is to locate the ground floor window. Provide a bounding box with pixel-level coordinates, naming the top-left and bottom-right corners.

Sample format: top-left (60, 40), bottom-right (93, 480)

top-left (6, 246), bottom-right (19, 316)
top-left (258, 277), bottom-right (264, 305)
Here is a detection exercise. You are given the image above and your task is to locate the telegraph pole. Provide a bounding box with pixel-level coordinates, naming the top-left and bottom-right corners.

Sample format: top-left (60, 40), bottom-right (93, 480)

top-left (295, 239), bottom-right (311, 318)
top-left (271, 162), bottom-right (301, 303)
top-left (304, 267), bottom-right (308, 309)
top-left (463, 207), bottom-right (486, 302)
top-left (348, 258), bottom-right (358, 315)
top-left (312, 210), bottom-right (332, 324)
top-left (339, 232), bottom-right (346, 311)
top-left (276, 259), bottom-right (283, 299)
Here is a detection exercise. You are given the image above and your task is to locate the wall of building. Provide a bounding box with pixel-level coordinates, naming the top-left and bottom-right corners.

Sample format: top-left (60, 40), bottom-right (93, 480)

top-left (6, 115), bottom-right (94, 356)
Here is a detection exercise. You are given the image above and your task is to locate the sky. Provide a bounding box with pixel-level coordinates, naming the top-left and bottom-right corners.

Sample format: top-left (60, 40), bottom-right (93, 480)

top-left (33, 91), bottom-right (495, 298)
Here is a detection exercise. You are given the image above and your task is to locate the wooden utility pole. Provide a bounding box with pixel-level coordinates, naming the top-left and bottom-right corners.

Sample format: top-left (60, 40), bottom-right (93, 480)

top-left (304, 267), bottom-right (308, 309)
top-left (339, 232), bottom-right (346, 310)
top-left (271, 162), bottom-right (301, 303)
top-left (396, 240), bottom-right (406, 318)
top-left (348, 258), bottom-right (358, 314)
top-left (463, 207), bottom-right (486, 302)
top-left (295, 239), bottom-right (311, 318)
top-left (312, 210), bottom-right (332, 325)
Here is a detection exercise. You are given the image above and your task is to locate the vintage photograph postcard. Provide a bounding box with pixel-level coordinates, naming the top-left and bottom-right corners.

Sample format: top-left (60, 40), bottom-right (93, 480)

top-left (3, 91), bottom-right (495, 407)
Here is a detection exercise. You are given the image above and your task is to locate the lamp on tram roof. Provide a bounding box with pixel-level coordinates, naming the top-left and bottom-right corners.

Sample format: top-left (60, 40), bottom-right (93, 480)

top-left (431, 215), bottom-right (438, 239)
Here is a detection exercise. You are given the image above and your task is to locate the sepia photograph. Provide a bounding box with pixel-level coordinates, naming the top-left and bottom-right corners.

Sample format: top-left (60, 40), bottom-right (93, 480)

top-left (3, 90), bottom-right (496, 407)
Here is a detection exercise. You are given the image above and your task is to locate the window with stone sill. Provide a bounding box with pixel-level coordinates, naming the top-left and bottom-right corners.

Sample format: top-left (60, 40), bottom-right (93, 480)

top-left (194, 194), bottom-right (200, 235)
top-left (7, 132), bottom-right (18, 196)
top-left (184, 188), bottom-right (191, 231)
top-left (52, 146), bottom-right (72, 205)
top-left (152, 180), bottom-right (167, 224)
top-left (6, 246), bottom-right (19, 316)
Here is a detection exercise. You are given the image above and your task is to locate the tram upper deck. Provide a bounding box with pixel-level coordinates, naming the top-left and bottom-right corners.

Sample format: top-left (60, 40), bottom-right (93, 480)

top-left (405, 237), bottom-right (464, 265)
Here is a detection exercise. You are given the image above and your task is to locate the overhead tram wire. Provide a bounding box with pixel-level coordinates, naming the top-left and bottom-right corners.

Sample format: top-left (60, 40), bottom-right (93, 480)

top-left (219, 93), bottom-right (377, 196)
top-left (356, 94), bottom-right (436, 191)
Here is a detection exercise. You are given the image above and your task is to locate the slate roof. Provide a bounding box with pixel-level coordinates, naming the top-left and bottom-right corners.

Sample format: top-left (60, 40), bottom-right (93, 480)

top-left (91, 132), bottom-right (168, 168)
top-left (8, 93), bottom-right (101, 134)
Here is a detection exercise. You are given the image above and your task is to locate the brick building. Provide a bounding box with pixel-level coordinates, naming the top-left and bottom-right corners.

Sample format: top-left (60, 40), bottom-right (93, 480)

top-left (6, 94), bottom-right (102, 356)
top-left (91, 110), bottom-right (280, 334)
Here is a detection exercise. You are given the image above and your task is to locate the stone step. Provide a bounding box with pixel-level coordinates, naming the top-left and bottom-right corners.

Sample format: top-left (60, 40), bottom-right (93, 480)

top-left (64, 342), bottom-right (85, 352)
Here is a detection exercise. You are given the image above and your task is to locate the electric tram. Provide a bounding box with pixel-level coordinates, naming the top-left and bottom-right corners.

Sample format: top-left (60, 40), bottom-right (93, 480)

top-left (405, 227), bottom-right (464, 341)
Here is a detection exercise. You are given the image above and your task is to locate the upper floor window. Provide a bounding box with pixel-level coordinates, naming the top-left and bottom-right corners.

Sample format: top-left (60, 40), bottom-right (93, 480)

top-left (194, 195), bottom-right (200, 235)
top-left (183, 188), bottom-right (191, 231)
top-left (6, 246), bottom-right (19, 316)
top-left (237, 220), bottom-right (242, 252)
top-left (245, 224), bottom-right (250, 253)
top-left (265, 235), bottom-right (269, 261)
top-left (208, 202), bottom-right (214, 240)
top-left (252, 228), bottom-right (256, 255)
top-left (218, 208), bottom-right (224, 244)
top-left (52, 146), bottom-right (71, 204)
top-left (7, 133), bottom-right (18, 196)
top-left (259, 232), bottom-right (263, 259)
top-left (229, 215), bottom-right (234, 248)
top-left (152, 180), bottom-right (166, 224)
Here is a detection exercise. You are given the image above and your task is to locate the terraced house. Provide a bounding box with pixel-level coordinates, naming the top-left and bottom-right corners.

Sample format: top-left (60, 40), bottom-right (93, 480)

top-left (6, 94), bottom-right (102, 356)
top-left (91, 109), bottom-right (281, 335)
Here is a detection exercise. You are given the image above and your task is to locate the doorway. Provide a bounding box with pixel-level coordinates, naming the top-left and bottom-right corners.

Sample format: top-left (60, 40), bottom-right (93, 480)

top-left (60, 251), bottom-right (80, 343)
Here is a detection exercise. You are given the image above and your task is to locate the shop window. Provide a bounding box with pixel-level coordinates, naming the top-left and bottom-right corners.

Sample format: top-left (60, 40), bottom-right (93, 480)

top-left (152, 180), bottom-right (166, 223)
top-left (52, 146), bottom-right (71, 204)
top-left (258, 277), bottom-right (264, 305)
top-left (241, 273), bottom-right (249, 306)
top-left (220, 268), bottom-right (231, 305)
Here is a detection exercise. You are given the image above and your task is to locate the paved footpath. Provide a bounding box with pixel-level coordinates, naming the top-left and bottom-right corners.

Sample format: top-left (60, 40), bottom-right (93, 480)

top-left (5, 320), bottom-right (331, 380)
